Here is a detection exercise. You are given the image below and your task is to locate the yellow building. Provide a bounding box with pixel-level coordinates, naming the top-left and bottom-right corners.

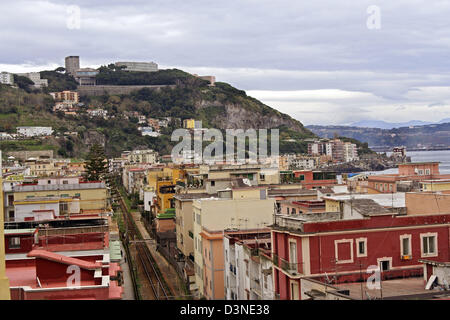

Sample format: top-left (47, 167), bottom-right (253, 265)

top-left (0, 153), bottom-right (11, 299)
top-left (26, 160), bottom-right (57, 177)
top-left (183, 119), bottom-right (196, 129)
top-left (13, 181), bottom-right (108, 214)
top-left (421, 180), bottom-right (450, 192)
top-left (156, 180), bottom-right (176, 214)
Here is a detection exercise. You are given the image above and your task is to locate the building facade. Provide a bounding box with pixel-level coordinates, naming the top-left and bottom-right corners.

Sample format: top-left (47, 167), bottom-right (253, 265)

top-left (115, 61), bottom-right (158, 72)
top-left (0, 72), bottom-right (14, 85)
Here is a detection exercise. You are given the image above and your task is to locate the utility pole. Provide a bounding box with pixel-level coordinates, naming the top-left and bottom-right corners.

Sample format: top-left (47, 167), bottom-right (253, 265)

top-left (359, 261), bottom-right (363, 300)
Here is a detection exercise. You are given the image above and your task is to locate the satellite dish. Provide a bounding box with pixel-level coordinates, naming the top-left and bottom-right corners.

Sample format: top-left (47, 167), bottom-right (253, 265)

top-left (242, 178), bottom-right (252, 186)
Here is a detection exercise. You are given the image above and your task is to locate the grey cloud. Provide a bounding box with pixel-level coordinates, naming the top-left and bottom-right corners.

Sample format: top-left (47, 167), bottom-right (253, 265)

top-left (1, 0), bottom-right (450, 124)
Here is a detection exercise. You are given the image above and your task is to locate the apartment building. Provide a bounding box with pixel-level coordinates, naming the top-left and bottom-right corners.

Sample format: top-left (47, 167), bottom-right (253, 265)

top-left (343, 142), bottom-right (359, 162)
top-left (0, 72), bottom-right (14, 85)
top-left (224, 231), bottom-right (274, 300)
top-left (199, 163), bottom-right (280, 194)
top-left (127, 149), bottom-right (158, 164)
top-left (11, 177), bottom-right (108, 220)
top-left (271, 210), bottom-right (450, 300)
top-left (174, 193), bottom-right (214, 261)
top-left (50, 90), bottom-right (79, 103)
top-left (192, 184), bottom-right (275, 299)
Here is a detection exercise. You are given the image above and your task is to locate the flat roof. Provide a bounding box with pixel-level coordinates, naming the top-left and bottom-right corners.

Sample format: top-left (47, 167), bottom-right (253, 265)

top-left (335, 277), bottom-right (432, 300)
top-left (399, 162), bottom-right (440, 165)
top-left (323, 193), bottom-right (405, 208)
top-left (421, 179), bottom-right (450, 184)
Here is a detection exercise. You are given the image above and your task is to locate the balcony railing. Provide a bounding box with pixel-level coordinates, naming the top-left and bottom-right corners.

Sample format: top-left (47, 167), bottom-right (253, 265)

top-left (280, 257), bottom-right (303, 276)
top-left (250, 278), bottom-right (262, 296)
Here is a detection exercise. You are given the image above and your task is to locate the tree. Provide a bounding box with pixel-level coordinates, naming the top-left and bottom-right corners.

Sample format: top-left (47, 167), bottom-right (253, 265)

top-left (85, 143), bottom-right (108, 181)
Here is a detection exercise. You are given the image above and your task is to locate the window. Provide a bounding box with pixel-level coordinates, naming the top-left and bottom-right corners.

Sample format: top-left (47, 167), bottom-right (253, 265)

top-left (210, 180), bottom-right (215, 187)
top-left (62, 180), bottom-right (68, 184)
top-left (380, 260), bottom-right (390, 271)
top-left (291, 208), bottom-right (296, 215)
top-left (259, 173), bottom-right (265, 181)
top-left (400, 235), bottom-right (412, 257)
top-left (421, 233), bottom-right (437, 257)
top-left (7, 195), bottom-right (14, 205)
top-left (418, 169), bottom-right (424, 175)
top-left (335, 239), bottom-right (354, 264)
top-left (356, 238), bottom-right (367, 257)
top-left (289, 239), bottom-right (298, 265)
top-left (425, 169), bottom-right (430, 175)
top-left (9, 237), bottom-right (20, 249)
top-left (60, 202), bottom-right (68, 213)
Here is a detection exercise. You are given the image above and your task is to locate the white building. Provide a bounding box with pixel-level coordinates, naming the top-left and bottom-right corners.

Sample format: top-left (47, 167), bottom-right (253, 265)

top-left (16, 72), bottom-right (48, 88)
top-left (0, 72), bottom-right (14, 85)
top-left (87, 109), bottom-right (108, 119)
top-left (343, 142), bottom-right (359, 162)
top-left (13, 197), bottom-right (81, 222)
top-left (115, 61), bottom-right (158, 72)
top-left (143, 188), bottom-right (156, 213)
top-left (128, 149), bottom-right (158, 164)
top-left (16, 127), bottom-right (53, 137)
top-left (138, 127), bottom-right (161, 137)
top-left (224, 232), bottom-right (274, 300)
top-left (289, 157), bottom-right (317, 170)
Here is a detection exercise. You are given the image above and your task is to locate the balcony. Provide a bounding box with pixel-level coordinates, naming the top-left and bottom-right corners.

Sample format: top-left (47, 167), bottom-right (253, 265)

top-left (280, 257), bottom-right (303, 276)
top-left (250, 278), bottom-right (262, 297)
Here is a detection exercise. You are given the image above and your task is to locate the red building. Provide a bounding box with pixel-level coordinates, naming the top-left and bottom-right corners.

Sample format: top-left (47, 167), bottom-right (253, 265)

top-left (271, 212), bottom-right (450, 300)
top-left (293, 170), bottom-right (337, 190)
top-left (4, 217), bottom-right (123, 300)
top-left (8, 250), bottom-right (122, 300)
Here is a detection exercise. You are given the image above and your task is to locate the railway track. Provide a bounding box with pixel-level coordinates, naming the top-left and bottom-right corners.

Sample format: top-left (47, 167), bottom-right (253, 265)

top-left (117, 190), bottom-right (170, 300)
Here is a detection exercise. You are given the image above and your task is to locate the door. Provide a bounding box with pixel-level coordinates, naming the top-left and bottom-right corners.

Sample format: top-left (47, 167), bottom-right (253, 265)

top-left (290, 281), bottom-right (299, 300)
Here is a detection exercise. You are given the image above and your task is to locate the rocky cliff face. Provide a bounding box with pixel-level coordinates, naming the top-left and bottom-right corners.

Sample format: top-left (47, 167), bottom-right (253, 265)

top-left (195, 99), bottom-right (309, 134)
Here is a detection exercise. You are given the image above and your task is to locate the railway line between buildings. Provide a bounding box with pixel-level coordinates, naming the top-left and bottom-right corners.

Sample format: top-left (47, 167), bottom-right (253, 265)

top-left (115, 188), bottom-right (170, 300)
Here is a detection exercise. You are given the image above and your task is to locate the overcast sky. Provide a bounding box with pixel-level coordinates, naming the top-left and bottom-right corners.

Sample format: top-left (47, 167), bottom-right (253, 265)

top-left (1, 0), bottom-right (450, 125)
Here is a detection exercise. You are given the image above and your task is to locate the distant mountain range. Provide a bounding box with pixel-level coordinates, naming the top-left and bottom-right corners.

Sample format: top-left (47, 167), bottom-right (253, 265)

top-left (347, 118), bottom-right (450, 130)
top-left (306, 122), bottom-right (450, 150)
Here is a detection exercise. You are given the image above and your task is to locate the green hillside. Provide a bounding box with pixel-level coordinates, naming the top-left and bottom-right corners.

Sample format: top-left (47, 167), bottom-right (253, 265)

top-left (0, 66), bottom-right (318, 158)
